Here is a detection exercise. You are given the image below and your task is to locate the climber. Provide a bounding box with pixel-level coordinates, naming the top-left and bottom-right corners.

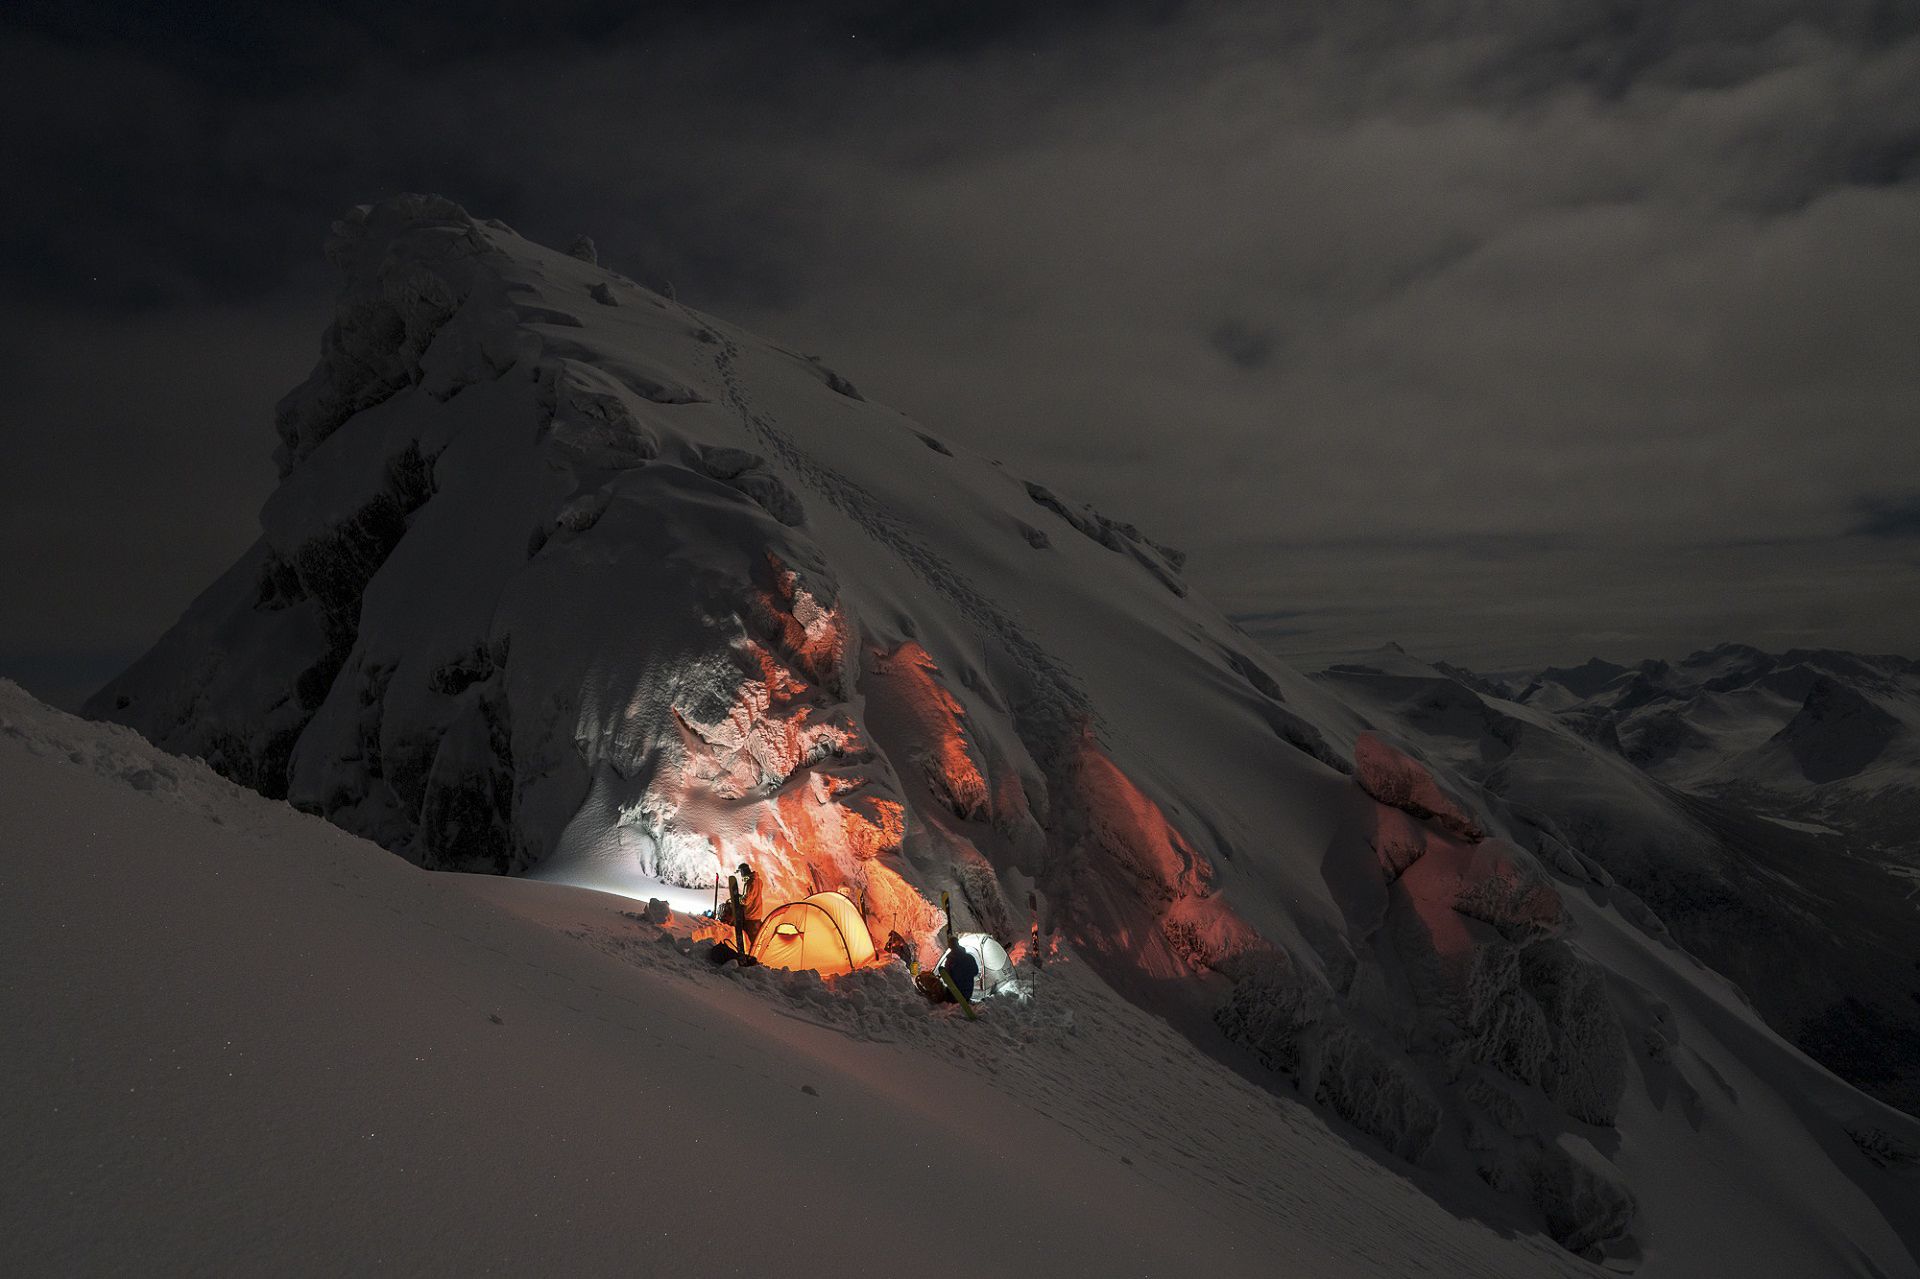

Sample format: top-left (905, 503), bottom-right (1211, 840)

top-left (718, 861), bottom-right (765, 942)
top-left (909, 929), bottom-right (980, 1004)
top-left (939, 930), bottom-right (981, 1002)
top-left (911, 930), bottom-right (980, 1005)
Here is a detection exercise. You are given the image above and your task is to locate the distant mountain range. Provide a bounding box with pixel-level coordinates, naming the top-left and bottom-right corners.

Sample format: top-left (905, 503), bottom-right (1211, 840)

top-left (1320, 642), bottom-right (1920, 1116)
top-left (1523, 644), bottom-right (1920, 816)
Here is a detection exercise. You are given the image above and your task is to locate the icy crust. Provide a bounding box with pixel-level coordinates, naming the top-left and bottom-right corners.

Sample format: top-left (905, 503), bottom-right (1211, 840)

top-left (86, 199), bottom-right (1920, 1270)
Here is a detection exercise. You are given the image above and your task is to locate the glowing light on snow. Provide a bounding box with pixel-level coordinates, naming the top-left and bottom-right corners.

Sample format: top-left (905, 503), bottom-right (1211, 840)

top-left (867, 642), bottom-right (989, 819)
top-left (1060, 730), bottom-right (1259, 978)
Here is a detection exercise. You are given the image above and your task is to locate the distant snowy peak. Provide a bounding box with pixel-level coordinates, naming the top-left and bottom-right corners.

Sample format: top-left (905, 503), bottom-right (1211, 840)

top-left (1769, 676), bottom-right (1904, 785)
top-left (1527, 656), bottom-right (1630, 701)
top-left (1528, 643), bottom-right (1920, 710)
top-left (1430, 659), bottom-right (1517, 702)
top-left (1515, 641), bottom-right (1920, 796)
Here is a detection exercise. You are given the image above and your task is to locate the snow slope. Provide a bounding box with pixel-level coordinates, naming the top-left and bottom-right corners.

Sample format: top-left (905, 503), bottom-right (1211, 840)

top-left (6, 680), bottom-right (1599, 1278)
top-left (82, 197), bottom-right (1920, 1272)
top-left (1513, 643), bottom-right (1920, 1112)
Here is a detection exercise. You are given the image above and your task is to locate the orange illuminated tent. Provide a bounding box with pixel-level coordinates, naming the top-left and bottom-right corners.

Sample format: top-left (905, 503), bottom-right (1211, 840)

top-left (749, 891), bottom-right (877, 976)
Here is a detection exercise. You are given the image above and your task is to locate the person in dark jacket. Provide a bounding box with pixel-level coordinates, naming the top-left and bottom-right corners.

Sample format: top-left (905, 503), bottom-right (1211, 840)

top-left (939, 933), bottom-right (980, 1002)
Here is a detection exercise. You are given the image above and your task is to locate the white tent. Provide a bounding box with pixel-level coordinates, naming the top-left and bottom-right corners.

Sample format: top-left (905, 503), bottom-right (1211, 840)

top-left (955, 931), bottom-right (1017, 997)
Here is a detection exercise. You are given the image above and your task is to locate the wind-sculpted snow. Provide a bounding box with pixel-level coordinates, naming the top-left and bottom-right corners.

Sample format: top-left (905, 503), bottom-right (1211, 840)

top-left (86, 199), bottom-right (1920, 1272)
top-left (1055, 734), bottom-right (1263, 979)
top-left (1230, 777), bottom-right (1635, 1245)
top-left (1023, 481), bottom-right (1188, 595)
top-left (1216, 949), bottom-right (1445, 1162)
top-left (273, 198), bottom-right (478, 473)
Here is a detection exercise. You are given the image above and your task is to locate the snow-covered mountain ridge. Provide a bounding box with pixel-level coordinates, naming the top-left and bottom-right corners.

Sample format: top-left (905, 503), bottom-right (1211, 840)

top-left (86, 196), bottom-right (1920, 1273)
top-left (1519, 642), bottom-right (1920, 830)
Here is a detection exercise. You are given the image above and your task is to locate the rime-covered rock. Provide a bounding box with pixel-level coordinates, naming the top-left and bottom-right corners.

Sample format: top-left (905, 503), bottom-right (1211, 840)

top-left (1531, 1135), bottom-right (1636, 1255)
top-left (1354, 732), bottom-right (1486, 841)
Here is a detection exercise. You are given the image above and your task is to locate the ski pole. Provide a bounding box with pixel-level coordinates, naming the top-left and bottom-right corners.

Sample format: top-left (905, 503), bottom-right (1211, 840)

top-left (1029, 891), bottom-right (1042, 1002)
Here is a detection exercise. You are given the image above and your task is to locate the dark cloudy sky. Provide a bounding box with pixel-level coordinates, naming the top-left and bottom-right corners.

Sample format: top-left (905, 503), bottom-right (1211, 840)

top-left (4, 0), bottom-right (1917, 708)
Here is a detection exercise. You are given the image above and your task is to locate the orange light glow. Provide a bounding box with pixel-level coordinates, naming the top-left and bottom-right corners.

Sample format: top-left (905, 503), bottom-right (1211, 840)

top-left (750, 890), bottom-right (878, 975)
top-left (639, 571), bottom-right (958, 962)
top-left (865, 642), bottom-right (990, 820)
top-left (1370, 798), bottom-right (1562, 966)
top-left (1061, 731), bottom-right (1259, 978)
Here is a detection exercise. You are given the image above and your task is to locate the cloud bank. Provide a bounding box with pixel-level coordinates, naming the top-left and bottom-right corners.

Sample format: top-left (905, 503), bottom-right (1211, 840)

top-left (3, 0), bottom-right (1916, 703)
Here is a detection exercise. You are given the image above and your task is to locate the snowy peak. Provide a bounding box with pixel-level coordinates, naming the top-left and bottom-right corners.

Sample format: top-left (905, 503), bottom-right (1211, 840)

top-left (1518, 641), bottom-right (1920, 799)
top-left (86, 191), bottom-right (1331, 970)
top-left (1770, 675), bottom-right (1903, 784)
top-left (1529, 656), bottom-right (1631, 700)
top-left (1430, 659), bottom-right (1517, 701)
top-left (276, 195), bottom-right (503, 476)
